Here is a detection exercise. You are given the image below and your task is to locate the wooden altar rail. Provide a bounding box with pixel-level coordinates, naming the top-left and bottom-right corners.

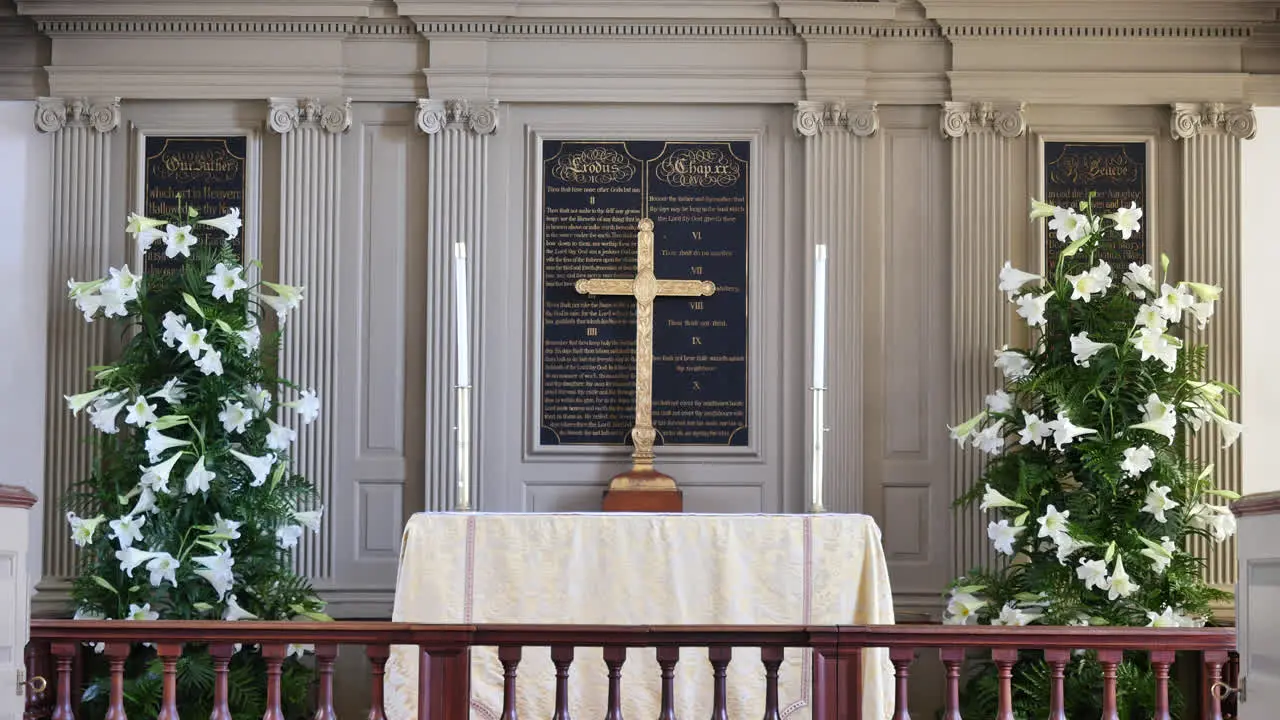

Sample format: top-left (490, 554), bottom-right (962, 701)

top-left (24, 621), bottom-right (1236, 720)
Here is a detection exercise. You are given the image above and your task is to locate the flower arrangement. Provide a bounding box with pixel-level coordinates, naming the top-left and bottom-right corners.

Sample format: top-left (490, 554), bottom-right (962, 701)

top-left (61, 204), bottom-right (328, 719)
top-left (946, 196), bottom-right (1238, 717)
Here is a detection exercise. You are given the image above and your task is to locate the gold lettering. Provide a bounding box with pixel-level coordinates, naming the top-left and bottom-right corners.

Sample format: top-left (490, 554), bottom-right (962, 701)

top-left (691, 337), bottom-right (702, 345)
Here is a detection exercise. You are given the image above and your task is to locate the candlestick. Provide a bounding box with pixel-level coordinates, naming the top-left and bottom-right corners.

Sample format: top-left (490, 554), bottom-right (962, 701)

top-left (454, 242), bottom-right (471, 387)
top-left (810, 244), bottom-right (829, 514)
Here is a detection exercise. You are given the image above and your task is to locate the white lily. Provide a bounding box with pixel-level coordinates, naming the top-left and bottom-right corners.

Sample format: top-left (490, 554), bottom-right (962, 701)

top-left (197, 208), bottom-right (242, 239)
top-left (972, 421), bottom-right (1005, 455)
top-left (287, 644), bottom-right (315, 660)
top-left (1139, 536), bottom-right (1175, 575)
top-left (1047, 412), bottom-right (1097, 450)
top-left (115, 547), bottom-right (159, 577)
top-left (127, 603), bottom-right (160, 622)
top-left (98, 287), bottom-right (128, 318)
top-left (980, 486), bottom-right (1025, 511)
top-left (991, 603), bottom-right (1042, 627)
top-left (125, 212), bottom-right (165, 235)
top-left (149, 378), bottom-right (188, 405)
top-left (1141, 483), bottom-right (1179, 523)
top-left (1183, 281), bottom-right (1222, 303)
top-left (1123, 262), bottom-right (1156, 299)
top-left (1216, 415), bottom-right (1243, 449)
top-left (223, 594), bottom-right (257, 621)
top-left (1154, 283), bottom-right (1195, 323)
top-left (1029, 199), bottom-right (1059, 220)
top-left (275, 524), bottom-right (304, 549)
top-left (1105, 556), bottom-right (1138, 600)
top-left (206, 263), bottom-right (248, 302)
top-left (160, 312), bottom-right (187, 348)
top-left (195, 349), bottom-right (224, 376)
top-left (1186, 300), bottom-right (1216, 330)
top-left (237, 321), bottom-right (261, 356)
top-left (162, 224), bottom-right (198, 258)
top-left (124, 396), bottom-right (158, 428)
top-left (65, 388), bottom-right (109, 416)
top-left (106, 265), bottom-right (142, 303)
top-left (67, 512), bottom-right (106, 547)
top-left (985, 390), bottom-right (1013, 414)
top-left (987, 519), bottom-right (1023, 556)
top-left (285, 389), bottom-right (321, 424)
top-left (1147, 607), bottom-right (1179, 628)
top-left (192, 547), bottom-right (235, 601)
top-left (245, 384), bottom-right (272, 413)
top-left (229, 449), bottom-right (274, 487)
top-left (1049, 208), bottom-right (1090, 243)
top-left (1053, 532), bottom-right (1088, 565)
top-left (127, 487), bottom-right (157, 517)
top-left (176, 325), bottom-right (210, 360)
top-left (136, 227), bottom-right (165, 251)
top-left (214, 513), bottom-right (242, 540)
top-left (1015, 291), bottom-right (1053, 327)
top-left (1069, 332), bottom-right (1113, 367)
top-left (994, 346), bottom-right (1034, 380)
top-left (1017, 411), bottom-right (1052, 447)
top-left (73, 291), bottom-right (101, 321)
top-left (1131, 393), bottom-right (1177, 442)
top-left (999, 262), bottom-right (1042, 300)
top-left (184, 456), bottom-right (215, 495)
top-left (1129, 326), bottom-right (1180, 373)
top-left (943, 591), bottom-right (986, 625)
top-left (88, 396), bottom-right (128, 434)
top-left (1036, 504), bottom-right (1070, 540)
top-left (293, 506), bottom-right (324, 533)
top-left (1076, 557), bottom-right (1109, 592)
top-left (260, 282), bottom-right (305, 322)
top-left (140, 452), bottom-right (184, 495)
top-left (108, 514), bottom-right (145, 549)
top-left (1066, 268), bottom-right (1106, 303)
top-left (266, 419), bottom-right (297, 451)
top-left (948, 411), bottom-right (987, 446)
top-left (145, 552), bottom-right (180, 588)
top-left (218, 400), bottom-right (253, 434)
top-left (1189, 503), bottom-right (1237, 542)
top-left (1121, 445), bottom-right (1156, 478)
top-left (1106, 202), bottom-right (1143, 240)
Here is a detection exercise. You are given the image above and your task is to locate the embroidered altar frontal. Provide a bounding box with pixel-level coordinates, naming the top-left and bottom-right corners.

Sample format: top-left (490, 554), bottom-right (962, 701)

top-left (384, 512), bottom-right (895, 720)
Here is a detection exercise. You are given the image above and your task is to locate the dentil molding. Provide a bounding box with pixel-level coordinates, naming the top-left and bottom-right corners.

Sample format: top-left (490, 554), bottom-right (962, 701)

top-left (33, 96), bottom-right (121, 133)
top-left (1169, 102), bottom-right (1257, 140)
top-left (415, 99), bottom-right (500, 136)
top-left (793, 101), bottom-right (879, 138)
top-left (939, 101), bottom-right (1026, 139)
top-left (267, 97), bottom-right (353, 134)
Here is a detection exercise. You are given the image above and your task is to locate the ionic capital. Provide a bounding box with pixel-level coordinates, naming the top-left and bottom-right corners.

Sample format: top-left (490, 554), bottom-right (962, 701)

top-left (415, 99), bottom-right (500, 136)
top-left (794, 101), bottom-right (879, 138)
top-left (34, 97), bottom-right (121, 134)
top-left (268, 97), bottom-right (353, 134)
top-left (940, 101), bottom-right (1026, 139)
top-left (1170, 102), bottom-right (1256, 140)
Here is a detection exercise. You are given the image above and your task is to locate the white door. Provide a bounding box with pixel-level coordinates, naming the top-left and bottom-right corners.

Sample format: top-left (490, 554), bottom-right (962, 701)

top-left (1237, 507), bottom-right (1280, 719)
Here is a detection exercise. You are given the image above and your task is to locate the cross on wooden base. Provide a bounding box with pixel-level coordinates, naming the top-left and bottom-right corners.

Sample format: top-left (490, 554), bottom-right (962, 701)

top-left (576, 218), bottom-right (716, 493)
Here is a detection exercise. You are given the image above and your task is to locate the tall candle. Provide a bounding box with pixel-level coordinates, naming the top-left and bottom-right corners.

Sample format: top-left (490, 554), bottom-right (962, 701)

top-left (454, 241), bottom-right (471, 387)
top-left (813, 244), bottom-right (828, 389)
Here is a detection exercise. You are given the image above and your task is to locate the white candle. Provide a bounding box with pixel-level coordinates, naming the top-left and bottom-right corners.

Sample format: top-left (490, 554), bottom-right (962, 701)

top-left (454, 242), bottom-right (471, 387)
top-left (813, 244), bottom-right (828, 389)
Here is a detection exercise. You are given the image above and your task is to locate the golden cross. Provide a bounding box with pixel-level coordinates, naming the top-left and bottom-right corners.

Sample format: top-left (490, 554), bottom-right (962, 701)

top-left (576, 218), bottom-right (716, 490)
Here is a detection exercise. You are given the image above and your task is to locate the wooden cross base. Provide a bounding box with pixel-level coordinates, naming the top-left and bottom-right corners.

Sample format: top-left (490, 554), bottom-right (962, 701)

top-left (602, 487), bottom-right (684, 512)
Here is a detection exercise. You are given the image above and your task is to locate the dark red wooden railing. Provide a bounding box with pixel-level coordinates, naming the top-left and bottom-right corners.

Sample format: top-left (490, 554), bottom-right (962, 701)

top-left (24, 621), bottom-right (1236, 720)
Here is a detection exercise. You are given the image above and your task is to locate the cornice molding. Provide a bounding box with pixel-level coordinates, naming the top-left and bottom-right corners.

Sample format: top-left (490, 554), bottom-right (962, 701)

top-left (940, 23), bottom-right (1256, 39)
top-left (415, 98), bottom-right (499, 136)
top-left (416, 20), bottom-right (797, 38)
top-left (33, 95), bottom-right (120, 133)
top-left (793, 101), bottom-right (879, 137)
top-left (939, 100), bottom-right (1025, 139)
top-left (267, 97), bottom-right (353, 134)
top-left (919, 0), bottom-right (1278, 24)
top-left (1170, 102), bottom-right (1258, 140)
top-left (32, 17), bottom-right (417, 36)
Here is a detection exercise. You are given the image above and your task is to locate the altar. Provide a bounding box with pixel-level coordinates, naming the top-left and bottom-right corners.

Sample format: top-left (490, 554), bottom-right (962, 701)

top-left (384, 512), bottom-right (895, 720)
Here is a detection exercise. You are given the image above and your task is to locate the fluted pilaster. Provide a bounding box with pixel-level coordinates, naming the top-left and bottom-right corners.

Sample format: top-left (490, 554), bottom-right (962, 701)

top-left (416, 98), bottom-right (497, 510)
top-left (795, 101), bottom-right (877, 513)
top-left (942, 100), bottom-right (1027, 577)
top-left (1172, 102), bottom-right (1252, 593)
top-left (270, 97), bottom-right (351, 579)
top-left (37, 97), bottom-right (120, 583)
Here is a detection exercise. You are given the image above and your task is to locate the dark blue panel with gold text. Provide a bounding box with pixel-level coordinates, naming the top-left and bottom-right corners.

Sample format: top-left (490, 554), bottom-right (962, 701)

top-left (1043, 141), bottom-right (1147, 277)
top-left (143, 136), bottom-right (248, 272)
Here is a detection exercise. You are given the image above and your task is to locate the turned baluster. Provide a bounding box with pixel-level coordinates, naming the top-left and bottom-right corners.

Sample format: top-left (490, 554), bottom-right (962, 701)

top-left (603, 646), bottom-right (626, 720)
top-left (708, 647), bottom-right (730, 720)
top-left (314, 644), bottom-right (338, 720)
top-left (1043, 649), bottom-right (1069, 720)
top-left (498, 646), bottom-right (521, 720)
top-left (50, 642), bottom-right (76, 720)
top-left (760, 647), bottom-right (783, 720)
top-left (938, 648), bottom-right (964, 720)
top-left (261, 644), bottom-right (288, 720)
top-left (209, 644), bottom-right (234, 720)
top-left (888, 647), bottom-right (914, 720)
top-left (366, 645), bottom-right (391, 720)
top-left (1203, 649), bottom-right (1229, 720)
top-left (992, 648), bottom-right (1017, 720)
top-left (1150, 650), bottom-right (1174, 720)
top-left (656, 646), bottom-right (679, 720)
top-left (155, 643), bottom-right (182, 720)
top-left (1098, 649), bottom-right (1122, 720)
top-left (551, 646), bottom-right (573, 720)
top-left (103, 643), bottom-right (130, 720)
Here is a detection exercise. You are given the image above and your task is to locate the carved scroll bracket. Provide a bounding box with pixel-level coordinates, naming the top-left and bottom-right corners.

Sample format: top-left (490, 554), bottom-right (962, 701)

top-left (34, 97), bottom-right (121, 134)
top-left (940, 101), bottom-right (1026, 140)
top-left (794, 101), bottom-right (879, 138)
top-left (415, 99), bottom-right (500, 136)
top-left (268, 98), bottom-right (353, 135)
top-left (1170, 102), bottom-right (1257, 140)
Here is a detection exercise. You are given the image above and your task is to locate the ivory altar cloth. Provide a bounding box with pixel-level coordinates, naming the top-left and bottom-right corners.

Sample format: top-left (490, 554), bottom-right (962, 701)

top-left (385, 513), bottom-right (895, 720)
